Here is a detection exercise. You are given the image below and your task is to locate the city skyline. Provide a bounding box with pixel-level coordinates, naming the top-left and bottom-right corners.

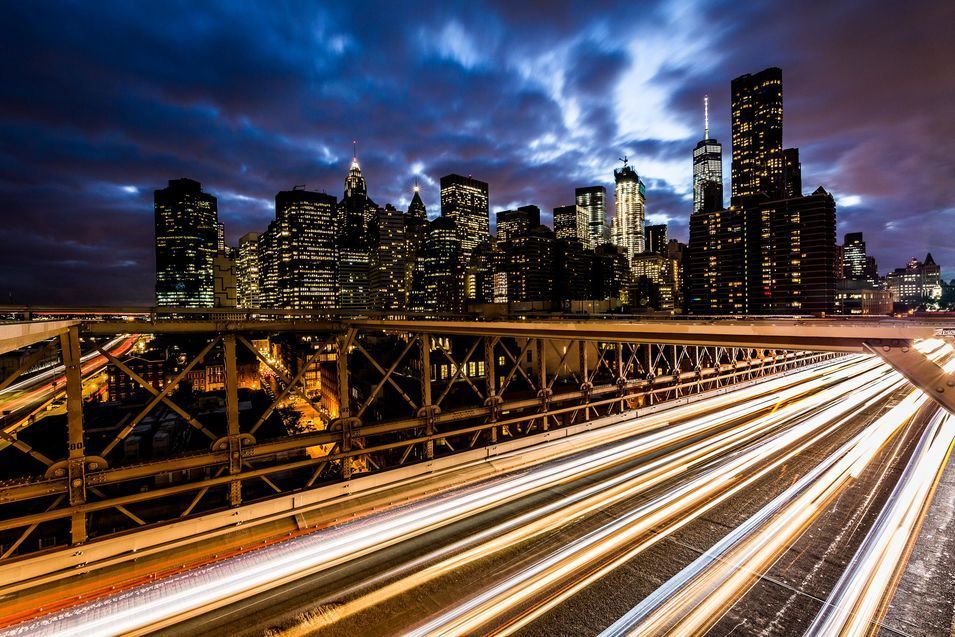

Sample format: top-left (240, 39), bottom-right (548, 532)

top-left (1, 1), bottom-right (953, 304)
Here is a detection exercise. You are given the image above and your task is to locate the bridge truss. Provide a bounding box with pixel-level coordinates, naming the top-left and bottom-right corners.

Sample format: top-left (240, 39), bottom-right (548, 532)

top-left (0, 313), bottom-right (951, 562)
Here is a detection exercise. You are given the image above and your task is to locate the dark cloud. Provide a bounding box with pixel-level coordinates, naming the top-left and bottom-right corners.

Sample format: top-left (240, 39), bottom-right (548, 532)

top-left (0, 0), bottom-right (952, 305)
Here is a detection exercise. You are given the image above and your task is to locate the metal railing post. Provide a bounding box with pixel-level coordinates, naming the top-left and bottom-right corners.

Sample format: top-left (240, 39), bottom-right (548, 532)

top-left (60, 326), bottom-right (87, 544)
top-left (223, 335), bottom-right (242, 506)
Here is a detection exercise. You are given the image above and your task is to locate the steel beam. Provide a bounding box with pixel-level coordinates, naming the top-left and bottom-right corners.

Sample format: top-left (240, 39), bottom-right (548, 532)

top-left (223, 335), bottom-right (242, 506)
top-left (0, 320), bottom-right (77, 355)
top-left (865, 340), bottom-right (955, 414)
top-left (352, 319), bottom-right (945, 353)
top-left (59, 327), bottom-right (87, 544)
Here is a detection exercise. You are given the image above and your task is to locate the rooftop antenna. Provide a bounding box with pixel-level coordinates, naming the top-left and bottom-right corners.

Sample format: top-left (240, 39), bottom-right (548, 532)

top-left (704, 94), bottom-right (710, 139)
top-left (353, 139), bottom-right (357, 159)
top-left (618, 155), bottom-right (629, 166)
top-left (413, 177), bottom-right (419, 193)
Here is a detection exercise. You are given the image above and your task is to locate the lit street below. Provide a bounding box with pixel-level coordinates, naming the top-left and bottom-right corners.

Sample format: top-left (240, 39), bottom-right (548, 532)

top-left (4, 342), bottom-right (954, 636)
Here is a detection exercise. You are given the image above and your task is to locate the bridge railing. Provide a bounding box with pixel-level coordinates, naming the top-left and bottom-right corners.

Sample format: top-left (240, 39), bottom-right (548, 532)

top-left (4, 313), bottom-right (949, 560)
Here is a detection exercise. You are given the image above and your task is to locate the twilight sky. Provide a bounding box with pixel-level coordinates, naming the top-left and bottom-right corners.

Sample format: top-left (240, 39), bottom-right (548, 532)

top-left (1, 0), bottom-right (952, 305)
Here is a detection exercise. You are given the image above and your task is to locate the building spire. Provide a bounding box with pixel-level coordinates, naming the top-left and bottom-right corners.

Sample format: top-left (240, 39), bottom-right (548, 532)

top-left (413, 177), bottom-right (419, 193)
top-left (351, 139), bottom-right (359, 168)
top-left (704, 94), bottom-right (709, 140)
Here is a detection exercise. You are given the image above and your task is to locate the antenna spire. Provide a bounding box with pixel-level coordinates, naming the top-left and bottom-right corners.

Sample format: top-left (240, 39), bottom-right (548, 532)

top-left (413, 177), bottom-right (419, 193)
top-left (704, 95), bottom-right (709, 140)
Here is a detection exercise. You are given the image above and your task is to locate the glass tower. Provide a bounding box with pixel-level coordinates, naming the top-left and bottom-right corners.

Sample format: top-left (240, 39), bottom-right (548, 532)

top-left (154, 178), bottom-right (219, 307)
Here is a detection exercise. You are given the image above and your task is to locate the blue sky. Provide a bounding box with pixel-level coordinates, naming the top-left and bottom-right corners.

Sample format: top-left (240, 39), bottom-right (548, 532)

top-left (0, 0), bottom-right (952, 304)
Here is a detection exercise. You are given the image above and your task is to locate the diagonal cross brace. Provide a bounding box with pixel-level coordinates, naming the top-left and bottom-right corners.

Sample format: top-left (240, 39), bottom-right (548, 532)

top-left (865, 339), bottom-right (955, 415)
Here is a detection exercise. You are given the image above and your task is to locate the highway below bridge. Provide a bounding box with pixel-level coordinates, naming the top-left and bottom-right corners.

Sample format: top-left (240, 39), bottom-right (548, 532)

top-left (0, 343), bottom-right (954, 635)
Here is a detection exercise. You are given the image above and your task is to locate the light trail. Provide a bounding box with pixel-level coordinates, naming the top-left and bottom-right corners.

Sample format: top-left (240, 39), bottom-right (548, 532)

top-left (3, 350), bottom-right (939, 637)
top-left (600, 343), bottom-right (955, 637)
top-left (805, 408), bottom-right (955, 636)
top-left (404, 353), bottom-right (920, 637)
top-left (261, 357), bottom-right (889, 632)
top-left (0, 335), bottom-right (137, 445)
top-left (0, 356), bottom-right (863, 636)
top-left (0, 335), bottom-right (126, 396)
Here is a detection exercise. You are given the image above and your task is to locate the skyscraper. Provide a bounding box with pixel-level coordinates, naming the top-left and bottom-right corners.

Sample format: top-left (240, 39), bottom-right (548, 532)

top-left (783, 147), bottom-right (802, 198)
top-left (842, 232), bottom-right (877, 282)
top-left (465, 239), bottom-right (496, 305)
top-left (235, 231), bottom-right (260, 308)
top-left (693, 95), bottom-right (723, 213)
top-left (576, 185), bottom-right (609, 247)
top-left (688, 67), bottom-right (837, 316)
top-left (421, 216), bottom-right (465, 313)
top-left (509, 225), bottom-right (556, 305)
top-left (369, 204), bottom-right (410, 311)
top-left (750, 187), bottom-right (837, 314)
top-left (440, 174), bottom-right (489, 263)
top-left (496, 205), bottom-right (540, 242)
top-left (555, 238), bottom-right (592, 304)
top-left (730, 67), bottom-right (784, 202)
top-left (643, 224), bottom-right (668, 256)
top-left (338, 148), bottom-right (376, 310)
top-left (405, 182), bottom-right (429, 311)
top-left (259, 187), bottom-right (337, 309)
top-left (408, 180), bottom-right (427, 220)
top-left (154, 178), bottom-right (219, 307)
top-left (593, 243), bottom-right (630, 303)
top-left (687, 206), bottom-right (748, 314)
top-left (612, 160), bottom-right (646, 261)
top-left (553, 204), bottom-right (590, 246)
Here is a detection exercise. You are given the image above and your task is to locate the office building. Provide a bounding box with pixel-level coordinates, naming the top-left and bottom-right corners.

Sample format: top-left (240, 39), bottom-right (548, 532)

top-left (408, 181), bottom-right (427, 220)
top-left (496, 205), bottom-right (540, 242)
top-left (554, 204), bottom-right (590, 247)
top-left (509, 225), bottom-right (556, 305)
top-left (235, 232), bottom-right (260, 308)
top-left (837, 280), bottom-right (892, 315)
top-left (783, 147), bottom-right (802, 198)
top-left (258, 187), bottom-right (338, 309)
top-left (338, 150), bottom-right (376, 310)
top-left (693, 95), bottom-right (723, 213)
top-left (643, 224), bottom-right (667, 256)
top-left (593, 243), bottom-right (630, 303)
top-left (842, 232), bottom-right (878, 283)
top-left (687, 188), bottom-right (837, 315)
top-left (405, 184), bottom-right (429, 311)
top-left (369, 204), bottom-right (410, 311)
top-left (555, 239), bottom-right (592, 304)
top-left (631, 253), bottom-right (678, 311)
top-left (466, 239), bottom-right (496, 305)
top-left (576, 186), bottom-right (609, 248)
top-left (612, 160), bottom-right (646, 261)
top-left (421, 216), bottom-right (465, 313)
top-left (440, 174), bottom-right (489, 263)
top-left (886, 254), bottom-right (943, 307)
top-left (154, 178), bottom-right (219, 307)
top-left (730, 67), bottom-right (784, 202)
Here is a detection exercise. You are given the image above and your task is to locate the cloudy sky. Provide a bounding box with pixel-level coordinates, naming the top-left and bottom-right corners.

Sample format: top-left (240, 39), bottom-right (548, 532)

top-left (1, 0), bottom-right (952, 304)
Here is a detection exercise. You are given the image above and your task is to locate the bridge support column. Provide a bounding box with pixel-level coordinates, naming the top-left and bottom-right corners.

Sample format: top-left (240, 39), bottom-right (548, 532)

top-left (60, 326), bottom-right (87, 544)
top-left (337, 329), bottom-right (357, 479)
top-left (865, 339), bottom-right (955, 414)
top-left (223, 335), bottom-right (242, 506)
top-left (420, 334), bottom-right (434, 460)
top-left (485, 337), bottom-right (498, 444)
top-left (537, 339), bottom-right (550, 431)
top-left (579, 340), bottom-right (591, 421)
